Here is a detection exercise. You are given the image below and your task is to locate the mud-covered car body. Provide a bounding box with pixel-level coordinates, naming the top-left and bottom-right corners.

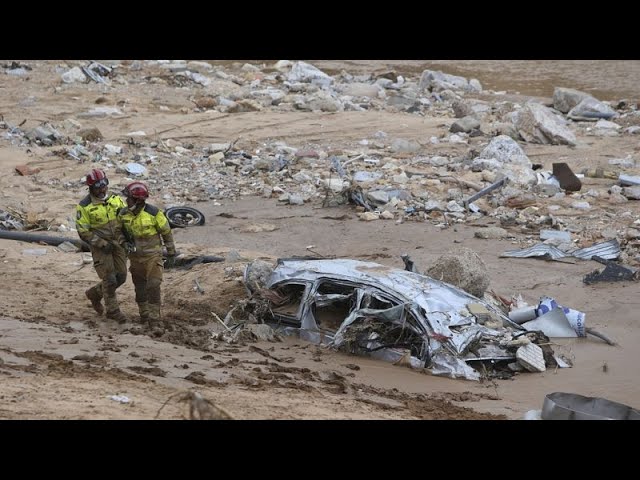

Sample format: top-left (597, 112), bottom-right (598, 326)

top-left (246, 257), bottom-right (523, 380)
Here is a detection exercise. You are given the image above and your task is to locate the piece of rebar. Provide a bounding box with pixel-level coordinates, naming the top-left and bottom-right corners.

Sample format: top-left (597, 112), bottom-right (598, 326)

top-left (211, 311), bottom-right (233, 332)
top-left (463, 178), bottom-right (506, 208)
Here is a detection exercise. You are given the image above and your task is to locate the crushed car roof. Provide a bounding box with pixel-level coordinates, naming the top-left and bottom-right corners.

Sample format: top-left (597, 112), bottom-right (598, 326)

top-left (269, 257), bottom-right (511, 326)
top-left (252, 257), bottom-right (537, 381)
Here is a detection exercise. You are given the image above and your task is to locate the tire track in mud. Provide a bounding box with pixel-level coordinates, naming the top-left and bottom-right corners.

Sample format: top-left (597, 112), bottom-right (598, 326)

top-left (216, 356), bottom-right (506, 420)
top-left (153, 113), bottom-right (329, 141)
top-left (155, 111), bottom-right (440, 145)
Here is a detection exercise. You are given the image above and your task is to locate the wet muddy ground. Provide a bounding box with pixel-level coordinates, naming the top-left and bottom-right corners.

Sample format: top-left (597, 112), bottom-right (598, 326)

top-left (1, 60), bottom-right (639, 419)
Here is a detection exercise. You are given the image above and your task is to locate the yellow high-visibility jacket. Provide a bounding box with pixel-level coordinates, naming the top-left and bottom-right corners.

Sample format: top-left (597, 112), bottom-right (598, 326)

top-left (117, 203), bottom-right (176, 256)
top-left (76, 193), bottom-right (126, 249)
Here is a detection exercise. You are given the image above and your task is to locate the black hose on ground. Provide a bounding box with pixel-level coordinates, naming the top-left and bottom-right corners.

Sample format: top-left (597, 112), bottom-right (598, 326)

top-left (0, 230), bottom-right (90, 252)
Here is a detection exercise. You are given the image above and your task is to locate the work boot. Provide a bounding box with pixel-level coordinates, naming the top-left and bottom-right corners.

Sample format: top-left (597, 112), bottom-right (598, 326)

top-left (147, 303), bottom-right (164, 337)
top-left (137, 302), bottom-right (150, 324)
top-left (148, 320), bottom-right (165, 337)
top-left (106, 309), bottom-right (129, 324)
top-left (85, 288), bottom-right (104, 315)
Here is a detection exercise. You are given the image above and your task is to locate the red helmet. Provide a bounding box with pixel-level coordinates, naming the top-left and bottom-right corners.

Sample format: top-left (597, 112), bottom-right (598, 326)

top-left (85, 169), bottom-right (109, 187)
top-left (123, 181), bottom-right (149, 200)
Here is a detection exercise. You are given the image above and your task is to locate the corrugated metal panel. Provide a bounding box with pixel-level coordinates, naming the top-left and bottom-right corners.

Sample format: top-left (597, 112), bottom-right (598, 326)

top-left (500, 244), bottom-right (567, 259)
top-left (501, 239), bottom-right (620, 261)
top-left (572, 239), bottom-right (620, 260)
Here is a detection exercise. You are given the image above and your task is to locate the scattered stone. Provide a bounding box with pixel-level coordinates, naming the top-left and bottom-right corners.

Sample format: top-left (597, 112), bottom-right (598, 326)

top-left (61, 67), bottom-right (87, 83)
top-left (622, 186), bottom-right (640, 200)
top-left (450, 116), bottom-right (480, 133)
top-left (77, 127), bottom-right (103, 142)
top-left (15, 165), bottom-right (41, 176)
top-left (474, 227), bottom-right (509, 239)
top-left (427, 247), bottom-right (490, 298)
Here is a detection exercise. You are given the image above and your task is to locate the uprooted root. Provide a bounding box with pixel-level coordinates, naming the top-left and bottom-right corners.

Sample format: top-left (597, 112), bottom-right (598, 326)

top-left (155, 391), bottom-right (234, 420)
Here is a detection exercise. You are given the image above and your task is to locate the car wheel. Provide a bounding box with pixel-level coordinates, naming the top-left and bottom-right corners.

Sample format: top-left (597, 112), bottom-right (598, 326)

top-left (164, 206), bottom-right (206, 228)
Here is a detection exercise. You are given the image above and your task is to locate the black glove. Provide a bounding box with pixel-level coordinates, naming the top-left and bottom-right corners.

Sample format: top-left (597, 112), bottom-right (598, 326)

top-left (123, 242), bottom-right (136, 254)
top-left (164, 255), bottom-right (176, 268)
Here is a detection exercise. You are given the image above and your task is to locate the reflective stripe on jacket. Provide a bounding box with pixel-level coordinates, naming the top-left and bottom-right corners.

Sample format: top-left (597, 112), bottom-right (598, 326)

top-left (76, 193), bottom-right (126, 247)
top-left (117, 203), bottom-right (176, 256)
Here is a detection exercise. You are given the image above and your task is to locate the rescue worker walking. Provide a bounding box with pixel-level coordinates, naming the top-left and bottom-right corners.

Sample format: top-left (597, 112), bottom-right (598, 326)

top-left (76, 169), bottom-right (129, 323)
top-left (117, 182), bottom-right (176, 335)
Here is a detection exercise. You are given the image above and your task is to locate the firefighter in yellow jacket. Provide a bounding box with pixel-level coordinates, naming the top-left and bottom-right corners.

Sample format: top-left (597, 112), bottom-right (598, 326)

top-left (76, 169), bottom-right (129, 323)
top-left (117, 181), bottom-right (176, 335)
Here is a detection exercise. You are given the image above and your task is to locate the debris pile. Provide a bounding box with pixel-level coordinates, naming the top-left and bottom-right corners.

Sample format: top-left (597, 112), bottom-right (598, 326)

top-left (243, 257), bottom-right (579, 381)
top-left (3, 60), bottom-right (638, 265)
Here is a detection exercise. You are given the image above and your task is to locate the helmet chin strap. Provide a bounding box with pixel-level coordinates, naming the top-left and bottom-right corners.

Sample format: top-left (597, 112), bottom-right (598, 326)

top-left (91, 188), bottom-right (107, 200)
top-left (128, 199), bottom-right (144, 213)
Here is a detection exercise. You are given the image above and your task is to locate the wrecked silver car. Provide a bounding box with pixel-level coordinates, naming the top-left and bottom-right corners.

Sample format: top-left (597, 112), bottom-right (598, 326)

top-left (245, 257), bottom-right (549, 381)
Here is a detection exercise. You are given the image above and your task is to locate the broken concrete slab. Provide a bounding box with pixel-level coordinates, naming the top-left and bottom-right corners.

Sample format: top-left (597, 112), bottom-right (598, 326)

top-left (516, 343), bottom-right (546, 372)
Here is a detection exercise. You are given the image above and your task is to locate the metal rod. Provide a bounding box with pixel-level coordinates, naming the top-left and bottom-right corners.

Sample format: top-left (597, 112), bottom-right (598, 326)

top-left (463, 178), bottom-right (506, 208)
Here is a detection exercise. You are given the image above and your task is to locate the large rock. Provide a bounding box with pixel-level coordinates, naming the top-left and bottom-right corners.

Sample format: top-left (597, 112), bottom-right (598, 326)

top-left (61, 67), bottom-right (87, 84)
top-left (419, 70), bottom-right (480, 92)
top-left (426, 248), bottom-right (490, 298)
top-left (77, 127), bottom-right (103, 142)
top-left (295, 91), bottom-right (342, 112)
top-left (232, 99), bottom-right (263, 112)
top-left (287, 61), bottom-right (333, 88)
top-left (244, 259), bottom-right (275, 293)
top-left (387, 93), bottom-right (417, 108)
top-left (476, 135), bottom-right (531, 166)
top-left (474, 227), bottom-right (509, 239)
top-left (622, 186), bottom-right (640, 200)
top-left (553, 87), bottom-right (593, 113)
top-left (515, 102), bottom-right (576, 146)
top-left (450, 116), bottom-right (480, 133)
top-left (567, 97), bottom-right (617, 121)
top-left (390, 138), bottom-right (421, 153)
top-left (452, 100), bottom-right (474, 118)
top-left (250, 88), bottom-right (286, 106)
top-left (340, 82), bottom-right (382, 98)
top-left (474, 135), bottom-right (536, 185)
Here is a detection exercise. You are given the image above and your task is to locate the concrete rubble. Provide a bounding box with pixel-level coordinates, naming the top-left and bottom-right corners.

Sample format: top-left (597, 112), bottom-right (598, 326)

top-left (2, 60), bottom-right (638, 266)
